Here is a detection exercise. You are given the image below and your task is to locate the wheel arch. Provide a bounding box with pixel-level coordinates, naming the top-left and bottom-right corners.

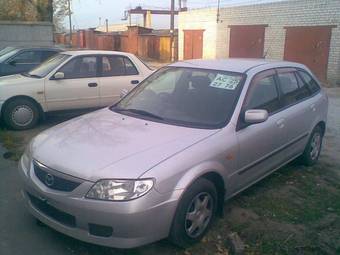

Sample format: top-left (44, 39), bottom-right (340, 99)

top-left (199, 171), bottom-right (226, 217)
top-left (316, 121), bottom-right (326, 136)
top-left (173, 169), bottom-right (227, 218)
top-left (1, 95), bottom-right (45, 121)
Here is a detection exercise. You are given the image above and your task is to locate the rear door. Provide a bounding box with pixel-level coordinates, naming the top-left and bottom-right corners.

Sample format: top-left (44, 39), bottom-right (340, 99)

top-left (98, 55), bottom-right (144, 107)
top-left (274, 68), bottom-right (318, 160)
top-left (233, 69), bottom-right (286, 192)
top-left (45, 55), bottom-right (100, 111)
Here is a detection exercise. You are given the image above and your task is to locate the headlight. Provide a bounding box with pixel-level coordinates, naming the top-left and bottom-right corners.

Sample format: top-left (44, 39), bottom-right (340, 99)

top-left (86, 179), bottom-right (154, 201)
top-left (22, 140), bottom-right (33, 173)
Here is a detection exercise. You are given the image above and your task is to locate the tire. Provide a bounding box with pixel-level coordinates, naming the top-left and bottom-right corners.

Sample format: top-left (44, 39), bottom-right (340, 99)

top-left (169, 178), bottom-right (217, 248)
top-left (300, 125), bottom-right (323, 166)
top-left (3, 98), bottom-right (40, 130)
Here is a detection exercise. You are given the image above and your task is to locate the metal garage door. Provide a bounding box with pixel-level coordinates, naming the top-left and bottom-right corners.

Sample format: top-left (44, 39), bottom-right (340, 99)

top-left (229, 25), bottom-right (267, 58)
top-left (184, 30), bottom-right (204, 60)
top-left (284, 26), bottom-right (334, 82)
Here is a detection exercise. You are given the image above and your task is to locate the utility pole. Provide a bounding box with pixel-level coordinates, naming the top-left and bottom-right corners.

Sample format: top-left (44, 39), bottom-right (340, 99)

top-left (216, 0), bottom-right (221, 23)
top-left (105, 19), bottom-right (109, 32)
top-left (170, 0), bottom-right (175, 62)
top-left (68, 0), bottom-right (72, 46)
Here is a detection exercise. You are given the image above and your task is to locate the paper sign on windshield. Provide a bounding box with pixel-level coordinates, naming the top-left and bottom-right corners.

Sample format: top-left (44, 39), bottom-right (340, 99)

top-left (209, 74), bottom-right (240, 90)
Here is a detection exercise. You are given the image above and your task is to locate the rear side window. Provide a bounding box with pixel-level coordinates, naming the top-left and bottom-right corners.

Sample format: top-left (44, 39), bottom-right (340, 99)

top-left (245, 74), bottom-right (280, 114)
top-left (295, 72), bottom-right (311, 100)
top-left (124, 57), bottom-right (139, 75)
top-left (101, 55), bottom-right (139, 77)
top-left (298, 71), bottom-right (320, 94)
top-left (277, 72), bottom-right (301, 106)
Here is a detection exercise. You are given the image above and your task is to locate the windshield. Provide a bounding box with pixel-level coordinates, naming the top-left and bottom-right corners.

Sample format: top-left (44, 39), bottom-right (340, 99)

top-left (112, 67), bottom-right (245, 129)
top-left (27, 53), bottom-right (70, 78)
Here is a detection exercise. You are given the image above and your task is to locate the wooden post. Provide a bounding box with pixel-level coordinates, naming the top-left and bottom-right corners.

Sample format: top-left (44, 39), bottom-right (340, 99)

top-left (170, 0), bottom-right (175, 62)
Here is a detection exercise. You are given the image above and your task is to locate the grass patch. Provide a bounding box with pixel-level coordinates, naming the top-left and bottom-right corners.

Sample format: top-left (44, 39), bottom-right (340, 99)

top-left (224, 161), bottom-right (340, 254)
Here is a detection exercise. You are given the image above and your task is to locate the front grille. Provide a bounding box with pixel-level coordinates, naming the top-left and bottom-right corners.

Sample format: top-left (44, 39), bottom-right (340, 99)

top-left (34, 162), bottom-right (81, 192)
top-left (27, 192), bottom-right (76, 228)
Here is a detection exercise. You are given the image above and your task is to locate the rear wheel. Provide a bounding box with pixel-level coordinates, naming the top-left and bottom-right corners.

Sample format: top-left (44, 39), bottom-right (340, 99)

top-left (3, 98), bottom-right (40, 130)
top-left (300, 126), bottom-right (323, 166)
top-left (169, 178), bottom-right (217, 248)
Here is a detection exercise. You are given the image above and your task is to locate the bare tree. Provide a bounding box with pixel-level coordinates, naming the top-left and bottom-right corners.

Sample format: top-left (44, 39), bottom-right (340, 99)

top-left (0, 0), bottom-right (52, 22)
top-left (53, 0), bottom-right (69, 32)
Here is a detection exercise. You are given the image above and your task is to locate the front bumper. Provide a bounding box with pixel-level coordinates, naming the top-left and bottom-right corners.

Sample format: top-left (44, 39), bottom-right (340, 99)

top-left (18, 158), bottom-right (181, 248)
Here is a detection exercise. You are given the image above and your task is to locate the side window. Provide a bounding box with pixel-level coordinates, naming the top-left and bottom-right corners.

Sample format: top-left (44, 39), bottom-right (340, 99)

top-left (295, 72), bottom-right (311, 100)
top-left (124, 57), bottom-right (139, 75)
top-left (298, 71), bottom-right (320, 94)
top-left (58, 56), bottom-right (97, 79)
top-left (11, 51), bottom-right (41, 64)
top-left (277, 72), bottom-right (300, 106)
top-left (101, 56), bottom-right (139, 77)
top-left (245, 74), bottom-right (280, 114)
top-left (102, 56), bottom-right (125, 76)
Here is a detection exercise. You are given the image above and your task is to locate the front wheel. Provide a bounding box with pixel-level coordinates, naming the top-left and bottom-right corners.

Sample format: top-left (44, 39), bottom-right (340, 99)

top-left (300, 126), bottom-right (323, 166)
top-left (169, 178), bottom-right (217, 248)
top-left (3, 98), bottom-right (40, 130)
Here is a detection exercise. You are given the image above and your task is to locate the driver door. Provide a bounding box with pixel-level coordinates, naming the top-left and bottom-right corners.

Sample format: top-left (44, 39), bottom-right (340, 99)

top-left (232, 69), bottom-right (286, 193)
top-left (45, 55), bottom-right (100, 111)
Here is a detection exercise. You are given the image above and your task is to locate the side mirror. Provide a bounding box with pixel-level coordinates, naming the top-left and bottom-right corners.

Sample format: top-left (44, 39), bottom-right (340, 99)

top-left (120, 89), bottom-right (129, 99)
top-left (244, 109), bottom-right (268, 124)
top-left (53, 72), bottom-right (65, 80)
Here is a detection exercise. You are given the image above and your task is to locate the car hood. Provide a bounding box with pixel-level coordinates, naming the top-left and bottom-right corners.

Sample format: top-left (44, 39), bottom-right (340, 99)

top-left (0, 74), bottom-right (36, 86)
top-left (32, 109), bottom-right (218, 181)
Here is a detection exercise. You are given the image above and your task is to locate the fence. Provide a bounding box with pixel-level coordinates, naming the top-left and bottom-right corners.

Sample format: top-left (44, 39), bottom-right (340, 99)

top-left (54, 26), bottom-right (177, 62)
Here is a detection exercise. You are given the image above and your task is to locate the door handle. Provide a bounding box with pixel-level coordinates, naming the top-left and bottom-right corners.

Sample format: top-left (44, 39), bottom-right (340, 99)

top-left (131, 80), bottom-right (139, 85)
top-left (310, 104), bottom-right (316, 112)
top-left (276, 119), bottom-right (285, 129)
top-left (88, 83), bottom-right (98, 87)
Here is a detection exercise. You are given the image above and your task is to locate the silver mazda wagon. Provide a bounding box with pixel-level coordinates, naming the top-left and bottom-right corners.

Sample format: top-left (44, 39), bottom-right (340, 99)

top-left (19, 59), bottom-right (328, 248)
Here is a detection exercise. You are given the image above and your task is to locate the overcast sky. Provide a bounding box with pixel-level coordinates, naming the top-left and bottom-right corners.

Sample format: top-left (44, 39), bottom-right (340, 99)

top-left (67, 0), bottom-right (283, 29)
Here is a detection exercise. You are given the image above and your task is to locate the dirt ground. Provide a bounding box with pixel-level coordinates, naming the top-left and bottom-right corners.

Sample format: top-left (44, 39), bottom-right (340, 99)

top-left (0, 88), bottom-right (339, 255)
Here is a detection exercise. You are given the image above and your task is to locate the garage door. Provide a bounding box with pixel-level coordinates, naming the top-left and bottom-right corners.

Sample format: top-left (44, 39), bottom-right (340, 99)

top-left (229, 25), bottom-right (267, 58)
top-left (183, 30), bottom-right (204, 60)
top-left (284, 26), bottom-right (334, 82)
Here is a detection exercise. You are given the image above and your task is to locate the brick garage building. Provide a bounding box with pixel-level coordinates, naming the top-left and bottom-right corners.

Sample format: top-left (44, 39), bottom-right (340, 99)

top-left (178, 0), bottom-right (340, 85)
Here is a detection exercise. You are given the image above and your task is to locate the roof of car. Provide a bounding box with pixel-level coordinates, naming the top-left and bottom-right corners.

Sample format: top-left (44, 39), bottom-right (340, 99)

top-left (11, 46), bottom-right (63, 51)
top-left (170, 58), bottom-right (303, 73)
top-left (63, 50), bottom-right (135, 56)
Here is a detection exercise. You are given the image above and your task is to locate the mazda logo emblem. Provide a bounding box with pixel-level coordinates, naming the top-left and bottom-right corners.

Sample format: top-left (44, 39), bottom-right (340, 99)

top-left (45, 174), bottom-right (54, 187)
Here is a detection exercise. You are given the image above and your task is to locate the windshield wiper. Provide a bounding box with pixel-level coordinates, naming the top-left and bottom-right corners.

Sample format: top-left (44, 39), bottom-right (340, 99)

top-left (114, 107), bottom-right (164, 120)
